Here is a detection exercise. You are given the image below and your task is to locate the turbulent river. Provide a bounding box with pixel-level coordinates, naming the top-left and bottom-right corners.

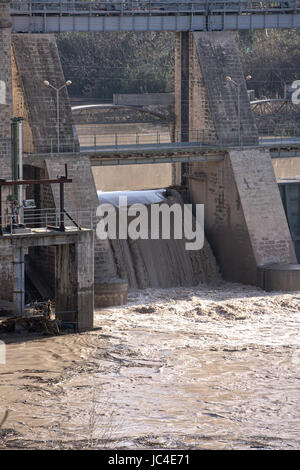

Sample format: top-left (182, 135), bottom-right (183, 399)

top-left (0, 282), bottom-right (300, 449)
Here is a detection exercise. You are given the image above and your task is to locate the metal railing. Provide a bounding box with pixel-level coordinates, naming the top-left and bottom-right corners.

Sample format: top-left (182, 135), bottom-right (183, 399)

top-left (79, 130), bottom-right (173, 147)
top-left (3, 207), bottom-right (96, 234)
top-left (11, 0), bottom-right (300, 33)
top-left (23, 137), bottom-right (79, 154)
top-left (258, 127), bottom-right (300, 145)
top-left (22, 127), bottom-right (300, 155)
top-left (10, 1), bottom-right (300, 16)
top-left (23, 130), bottom-right (220, 153)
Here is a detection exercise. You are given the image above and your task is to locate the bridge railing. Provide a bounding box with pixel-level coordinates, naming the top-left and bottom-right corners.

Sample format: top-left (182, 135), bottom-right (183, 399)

top-left (23, 129), bottom-right (219, 153)
top-left (11, 0), bottom-right (300, 16)
top-left (21, 127), bottom-right (300, 154)
top-left (258, 127), bottom-right (300, 143)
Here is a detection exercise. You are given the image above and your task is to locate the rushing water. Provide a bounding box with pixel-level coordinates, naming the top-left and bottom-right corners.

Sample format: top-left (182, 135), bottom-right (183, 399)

top-left (0, 282), bottom-right (299, 449)
top-left (98, 189), bottom-right (221, 288)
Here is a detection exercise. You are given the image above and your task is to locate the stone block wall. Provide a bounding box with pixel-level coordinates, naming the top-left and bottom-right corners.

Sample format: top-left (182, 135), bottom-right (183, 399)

top-left (11, 49), bottom-right (34, 153)
top-left (12, 34), bottom-right (78, 153)
top-left (174, 32), bottom-right (190, 141)
top-left (175, 31), bottom-right (258, 147)
top-left (44, 155), bottom-right (117, 282)
top-left (55, 229), bottom-right (94, 331)
top-left (188, 148), bottom-right (296, 285)
top-left (0, 1), bottom-right (13, 302)
top-left (229, 148), bottom-right (296, 266)
top-left (0, 0), bottom-right (12, 179)
top-left (0, 247), bottom-right (13, 301)
top-left (175, 32), bottom-right (217, 144)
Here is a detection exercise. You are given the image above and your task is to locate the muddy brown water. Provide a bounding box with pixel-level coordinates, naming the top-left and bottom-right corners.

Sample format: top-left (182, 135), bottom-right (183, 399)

top-left (0, 282), bottom-right (300, 449)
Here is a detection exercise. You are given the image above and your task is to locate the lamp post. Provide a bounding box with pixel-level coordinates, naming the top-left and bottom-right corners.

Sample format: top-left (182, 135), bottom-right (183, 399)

top-left (226, 75), bottom-right (252, 146)
top-left (43, 80), bottom-right (72, 152)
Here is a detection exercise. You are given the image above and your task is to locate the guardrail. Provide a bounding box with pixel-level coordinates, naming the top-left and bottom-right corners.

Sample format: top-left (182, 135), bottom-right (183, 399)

top-left (258, 127), bottom-right (300, 142)
top-left (79, 130), bottom-right (173, 147)
top-left (4, 207), bottom-right (96, 233)
top-left (11, 0), bottom-right (300, 16)
top-left (23, 130), bottom-right (217, 153)
top-left (11, 0), bottom-right (300, 32)
top-left (22, 128), bottom-right (300, 154)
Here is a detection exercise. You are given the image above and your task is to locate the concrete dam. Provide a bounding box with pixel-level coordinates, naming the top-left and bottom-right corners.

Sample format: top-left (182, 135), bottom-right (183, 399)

top-left (1, 0), bottom-right (300, 327)
top-left (1, 1), bottom-right (300, 451)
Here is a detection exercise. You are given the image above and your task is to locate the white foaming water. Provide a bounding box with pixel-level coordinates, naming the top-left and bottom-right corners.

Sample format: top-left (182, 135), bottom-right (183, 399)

top-left (98, 189), bottom-right (167, 206)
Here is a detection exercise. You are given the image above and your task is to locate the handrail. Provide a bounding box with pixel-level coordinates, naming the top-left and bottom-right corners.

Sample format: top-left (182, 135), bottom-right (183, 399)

top-left (20, 127), bottom-right (300, 155)
top-left (11, 0), bottom-right (300, 16)
top-left (3, 207), bottom-right (96, 233)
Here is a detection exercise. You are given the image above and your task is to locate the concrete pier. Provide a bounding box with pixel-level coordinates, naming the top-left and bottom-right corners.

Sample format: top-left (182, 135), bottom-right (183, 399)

top-left (0, 228), bottom-right (94, 331)
top-left (0, 0), bottom-right (13, 302)
top-left (175, 32), bottom-right (298, 287)
top-left (0, 0), bottom-right (12, 177)
top-left (258, 264), bottom-right (300, 292)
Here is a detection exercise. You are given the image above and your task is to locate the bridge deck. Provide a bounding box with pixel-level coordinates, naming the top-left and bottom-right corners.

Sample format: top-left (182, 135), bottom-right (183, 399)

top-left (24, 142), bottom-right (300, 167)
top-left (11, 1), bottom-right (300, 32)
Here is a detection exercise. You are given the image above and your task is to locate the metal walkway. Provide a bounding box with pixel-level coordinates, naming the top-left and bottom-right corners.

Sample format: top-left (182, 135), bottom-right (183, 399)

top-left (11, 1), bottom-right (300, 33)
top-left (24, 141), bottom-right (300, 168)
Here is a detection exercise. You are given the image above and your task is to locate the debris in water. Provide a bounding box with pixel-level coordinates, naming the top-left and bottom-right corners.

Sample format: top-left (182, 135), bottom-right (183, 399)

top-left (0, 315), bottom-right (60, 335)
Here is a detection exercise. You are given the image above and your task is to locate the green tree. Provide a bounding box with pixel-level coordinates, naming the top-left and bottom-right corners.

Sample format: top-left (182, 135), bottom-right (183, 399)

top-left (56, 32), bottom-right (174, 100)
top-left (238, 30), bottom-right (300, 99)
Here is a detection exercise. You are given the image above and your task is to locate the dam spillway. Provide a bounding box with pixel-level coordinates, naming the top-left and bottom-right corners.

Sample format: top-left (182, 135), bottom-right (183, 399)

top-left (98, 189), bottom-right (221, 289)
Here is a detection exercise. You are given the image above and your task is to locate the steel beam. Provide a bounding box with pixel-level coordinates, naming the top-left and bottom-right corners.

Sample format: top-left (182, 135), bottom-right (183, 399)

top-left (11, 9), bottom-right (300, 33)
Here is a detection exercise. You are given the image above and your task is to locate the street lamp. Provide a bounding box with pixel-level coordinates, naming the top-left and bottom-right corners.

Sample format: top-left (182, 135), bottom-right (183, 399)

top-left (226, 75), bottom-right (252, 146)
top-left (43, 80), bottom-right (72, 152)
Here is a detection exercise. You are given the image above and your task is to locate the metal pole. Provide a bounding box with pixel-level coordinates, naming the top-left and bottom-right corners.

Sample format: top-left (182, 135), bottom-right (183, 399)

top-left (11, 118), bottom-right (19, 200)
top-left (59, 181), bottom-right (65, 231)
top-left (237, 83), bottom-right (241, 146)
top-left (57, 88), bottom-right (60, 153)
top-left (44, 81), bottom-right (72, 152)
top-left (0, 185), bottom-right (2, 236)
top-left (18, 118), bottom-right (24, 223)
top-left (13, 247), bottom-right (25, 316)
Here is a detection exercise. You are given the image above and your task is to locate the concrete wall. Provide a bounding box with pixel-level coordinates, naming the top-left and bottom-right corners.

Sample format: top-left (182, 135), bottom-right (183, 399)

top-left (11, 48), bottom-right (34, 153)
top-left (44, 154), bottom-right (117, 283)
top-left (55, 231), bottom-right (94, 331)
top-left (73, 229), bottom-right (94, 330)
top-left (0, 1), bottom-right (13, 302)
top-left (0, 248), bottom-right (13, 302)
top-left (175, 32), bottom-right (258, 146)
top-left (188, 148), bottom-right (296, 285)
top-left (273, 157), bottom-right (300, 180)
top-left (174, 31), bottom-right (295, 287)
top-left (12, 34), bottom-right (78, 153)
top-left (175, 32), bottom-right (216, 143)
top-left (0, 0), bottom-right (12, 179)
top-left (92, 163), bottom-right (174, 191)
top-left (0, 228), bottom-right (94, 330)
